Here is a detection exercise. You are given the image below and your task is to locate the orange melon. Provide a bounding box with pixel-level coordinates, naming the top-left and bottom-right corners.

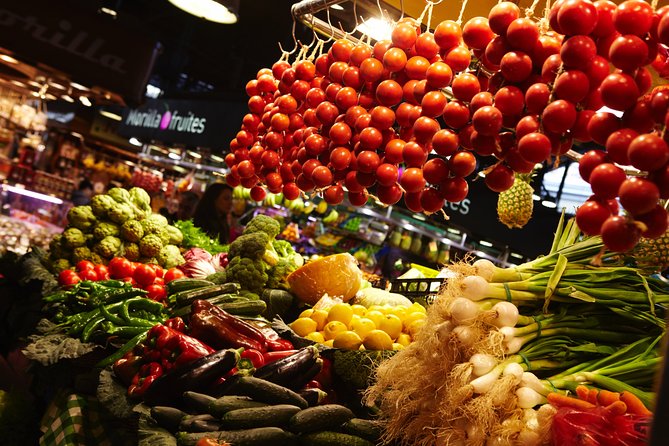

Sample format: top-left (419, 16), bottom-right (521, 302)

top-left (287, 253), bottom-right (363, 305)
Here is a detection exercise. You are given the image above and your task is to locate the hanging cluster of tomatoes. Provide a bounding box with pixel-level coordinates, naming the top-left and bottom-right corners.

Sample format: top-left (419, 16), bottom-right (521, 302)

top-left (224, 0), bottom-right (669, 252)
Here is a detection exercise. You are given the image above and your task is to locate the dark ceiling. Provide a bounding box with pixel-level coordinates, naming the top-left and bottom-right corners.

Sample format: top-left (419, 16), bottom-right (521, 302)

top-left (73, 0), bottom-right (313, 101)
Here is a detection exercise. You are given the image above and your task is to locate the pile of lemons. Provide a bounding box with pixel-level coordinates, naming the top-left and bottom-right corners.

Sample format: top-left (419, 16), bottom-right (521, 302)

top-left (289, 301), bottom-right (428, 351)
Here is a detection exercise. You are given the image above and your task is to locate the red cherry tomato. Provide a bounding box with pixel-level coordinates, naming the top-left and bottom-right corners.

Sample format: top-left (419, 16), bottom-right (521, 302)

top-left (146, 284), bottom-right (167, 302)
top-left (78, 269), bottom-right (99, 282)
top-left (108, 257), bottom-right (134, 279)
top-left (163, 268), bottom-right (186, 283)
top-left (133, 264), bottom-right (157, 287)
top-left (93, 264), bottom-right (110, 281)
top-left (75, 260), bottom-right (95, 272)
top-left (58, 269), bottom-right (81, 288)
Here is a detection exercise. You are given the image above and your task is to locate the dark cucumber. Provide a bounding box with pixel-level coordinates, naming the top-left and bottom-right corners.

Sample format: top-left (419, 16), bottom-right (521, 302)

top-left (150, 406), bottom-right (186, 433)
top-left (179, 414), bottom-right (222, 432)
top-left (176, 427), bottom-right (296, 446)
top-left (216, 299), bottom-right (267, 316)
top-left (341, 418), bottom-right (384, 442)
top-left (298, 431), bottom-right (374, 446)
top-left (143, 349), bottom-right (239, 406)
top-left (166, 278), bottom-right (215, 294)
top-left (207, 395), bottom-right (269, 417)
top-left (226, 376), bottom-right (309, 409)
top-left (254, 346), bottom-right (319, 388)
top-left (182, 391), bottom-right (216, 414)
top-left (220, 404), bottom-right (302, 429)
top-left (288, 404), bottom-right (355, 433)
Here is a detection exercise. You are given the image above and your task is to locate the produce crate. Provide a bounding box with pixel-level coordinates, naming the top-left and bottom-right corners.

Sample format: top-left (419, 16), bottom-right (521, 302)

top-left (389, 278), bottom-right (445, 306)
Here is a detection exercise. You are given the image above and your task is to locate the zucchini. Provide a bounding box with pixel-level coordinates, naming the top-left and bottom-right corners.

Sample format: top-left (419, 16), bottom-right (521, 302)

top-left (206, 294), bottom-right (247, 306)
top-left (173, 283), bottom-right (240, 306)
top-left (166, 278), bottom-right (214, 295)
top-left (216, 299), bottom-right (267, 316)
top-left (298, 431), bottom-right (374, 446)
top-left (226, 376), bottom-right (309, 409)
top-left (208, 395), bottom-right (269, 417)
top-left (289, 405), bottom-right (354, 433)
top-left (220, 404), bottom-right (302, 429)
top-left (341, 418), bottom-right (383, 442)
top-left (151, 406), bottom-right (186, 433)
top-left (177, 427), bottom-right (296, 446)
top-left (179, 414), bottom-right (222, 432)
top-left (182, 391), bottom-right (216, 414)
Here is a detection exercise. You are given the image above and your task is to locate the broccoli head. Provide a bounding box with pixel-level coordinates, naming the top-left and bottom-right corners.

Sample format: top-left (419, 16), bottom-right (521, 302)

top-left (226, 257), bottom-right (268, 293)
top-left (94, 236), bottom-right (123, 258)
top-left (72, 246), bottom-right (93, 263)
top-left (139, 234), bottom-right (163, 258)
top-left (90, 194), bottom-right (117, 218)
top-left (129, 187), bottom-right (152, 218)
top-left (123, 242), bottom-right (140, 261)
top-left (228, 232), bottom-right (279, 266)
top-left (243, 214), bottom-right (281, 239)
top-left (267, 257), bottom-right (300, 290)
top-left (67, 205), bottom-right (97, 231)
top-left (51, 258), bottom-right (71, 273)
top-left (108, 202), bottom-right (135, 224)
top-left (157, 244), bottom-right (185, 269)
top-left (93, 222), bottom-right (120, 241)
top-left (166, 225), bottom-right (183, 245)
top-left (63, 227), bottom-right (86, 248)
top-left (120, 220), bottom-right (144, 243)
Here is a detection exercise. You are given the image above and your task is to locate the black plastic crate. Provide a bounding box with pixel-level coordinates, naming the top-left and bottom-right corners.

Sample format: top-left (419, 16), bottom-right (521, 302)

top-left (390, 278), bottom-right (445, 306)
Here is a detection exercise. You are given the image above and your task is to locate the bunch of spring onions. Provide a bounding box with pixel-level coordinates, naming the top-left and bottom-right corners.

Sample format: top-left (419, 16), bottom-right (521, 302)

top-left (366, 213), bottom-right (666, 446)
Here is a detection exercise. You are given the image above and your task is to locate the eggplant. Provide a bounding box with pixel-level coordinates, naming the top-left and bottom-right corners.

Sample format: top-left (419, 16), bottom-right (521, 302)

top-left (286, 358), bottom-right (323, 391)
top-left (144, 348), bottom-right (240, 406)
top-left (253, 345), bottom-right (319, 387)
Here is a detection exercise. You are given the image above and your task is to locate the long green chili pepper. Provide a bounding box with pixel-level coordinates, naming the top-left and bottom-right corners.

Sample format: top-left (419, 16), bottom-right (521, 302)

top-left (100, 304), bottom-right (126, 325)
top-left (81, 315), bottom-right (107, 341)
top-left (96, 331), bottom-right (149, 368)
top-left (105, 326), bottom-right (152, 337)
top-left (120, 298), bottom-right (163, 327)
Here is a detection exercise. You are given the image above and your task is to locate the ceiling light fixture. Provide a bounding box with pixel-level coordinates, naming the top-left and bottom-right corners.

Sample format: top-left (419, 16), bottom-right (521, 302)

top-left (49, 82), bottom-right (66, 90)
top-left (2, 184), bottom-right (63, 204)
top-left (479, 240), bottom-right (493, 247)
top-left (167, 0), bottom-right (239, 24)
top-left (356, 17), bottom-right (393, 41)
top-left (10, 80), bottom-right (26, 87)
top-left (541, 199), bottom-right (557, 209)
top-left (168, 152), bottom-right (181, 160)
top-left (129, 137), bottom-right (143, 146)
top-left (79, 96), bottom-right (92, 107)
top-left (99, 110), bottom-right (123, 121)
top-left (61, 95), bottom-right (75, 103)
top-left (188, 151), bottom-right (202, 159)
top-left (0, 54), bottom-right (18, 64)
top-left (330, 3), bottom-right (344, 10)
top-left (70, 82), bottom-right (88, 90)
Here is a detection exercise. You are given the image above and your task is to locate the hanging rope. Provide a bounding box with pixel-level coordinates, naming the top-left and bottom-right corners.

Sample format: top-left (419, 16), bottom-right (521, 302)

top-left (526, 0), bottom-right (543, 18)
top-left (456, 0), bottom-right (470, 26)
top-left (652, 0), bottom-right (659, 10)
top-left (539, 0), bottom-right (552, 32)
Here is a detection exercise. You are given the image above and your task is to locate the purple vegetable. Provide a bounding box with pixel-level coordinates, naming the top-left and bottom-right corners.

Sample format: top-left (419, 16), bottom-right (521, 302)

top-left (180, 248), bottom-right (217, 278)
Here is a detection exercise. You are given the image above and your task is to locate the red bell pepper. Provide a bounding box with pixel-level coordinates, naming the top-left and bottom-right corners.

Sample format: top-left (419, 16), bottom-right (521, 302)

top-left (128, 362), bottom-right (163, 398)
top-left (165, 331), bottom-right (215, 368)
top-left (112, 352), bottom-right (143, 387)
top-left (267, 338), bottom-right (294, 352)
top-left (240, 349), bottom-right (265, 369)
top-left (164, 316), bottom-right (186, 332)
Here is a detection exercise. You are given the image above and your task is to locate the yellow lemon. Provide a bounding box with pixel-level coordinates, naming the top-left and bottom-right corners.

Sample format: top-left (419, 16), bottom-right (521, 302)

top-left (387, 305), bottom-right (408, 321)
top-left (323, 320), bottom-right (348, 340)
top-left (407, 319), bottom-right (427, 340)
top-left (365, 310), bottom-right (385, 328)
top-left (380, 314), bottom-right (403, 340)
top-left (363, 329), bottom-right (393, 350)
top-left (410, 302), bottom-right (427, 314)
top-left (299, 308), bottom-right (314, 318)
top-left (396, 333), bottom-right (412, 347)
top-left (310, 309), bottom-right (329, 331)
top-left (367, 305), bottom-right (385, 313)
top-left (403, 312), bottom-right (427, 331)
top-left (333, 331), bottom-right (363, 350)
top-left (328, 303), bottom-right (354, 326)
top-left (290, 317), bottom-right (318, 337)
top-left (305, 331), bottom-right (325, 343)
top-left (350, 314), bottom-right (361, 327)
top-left (351, 304), bottom-right (367, 316)
top-left (392, 342), bottom-right (405, 351)
top-left (351, 317), bottom-right (377, 339)
top-left (323, 339), bottom-right (334, 348)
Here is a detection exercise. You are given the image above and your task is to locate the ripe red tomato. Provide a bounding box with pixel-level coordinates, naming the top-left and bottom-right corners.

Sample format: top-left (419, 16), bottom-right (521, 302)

top-left (601, 216), bottom-right (641, 252)
top-left (451, 73), bottom-right (481, 102)
top-left (472, 106), bottom-right (503, 136)
top-left (434, 20), bottom-right (463, 50)
top-left (494, 86), bottom-right (524, 116)
top-left (425, 61), bottom-right (453, 89)
top-left (377, 183), bottom-right (403, 205)
top-left (108, 257), bottom-right (134, 280)
top-left (628, 134), bottom-right (669, 172)
top-left (375, 80), bottom-right (403, 106)
top-left (609, 35), bottom-right (648, 72)
top-left (420, 188), bottom-right (445, 213)
top-left (164, 267), bottom-right (186, 283)
top-left (557, 0), bottom-right (598, 35)
top-left (58, 269), bottom-right (81, 288)
top-left (442, 45), bottom-right (472, 72)
top-left (500, 51), bottom-right (533, 83)
top-left (553, 70), bottom-right (590, 104)
top-left (348, 190), bottom-right (369, 206)
top-left (462, 16), bottom-right (494, 50)
top-left (560, 35), bottom-right (596, 70)
top-left (440, 177), bottom-right (469, 202)
top-left (392, 22), bottom-right (418, 49)
top-left (323, 184), bottom-right (345, 205)
top-left (506, 18), bottom-right (539, 53)
top-left (75, 260), bottom-right (95, 272)
top-left (579, 150), bottom-right (610, 182)
top-left (448, 151), bottom-right (477, 177)
top-left (488, 1), bottom-right (521, 35)
top-left (636, 205), bottom-right (669, 238)
top-left (576, 199), bottom-right (612, 236)
top-left (518, 132), bottom-right (552, 163)
top-left (614, 0), bottom-right (654, 36)
top-left (605, 129), bottom-right (637, 165)
top-left (589, 163), bottom-right (627, 199)
top-left (311, 166), bottom-right (334, 188)
top-left (516, 115), bottom-right (541, 139)
top-left (146, 283), bottom-right (167, 302)
top-left (79, 268), bottom-right (98, 282)
top-left (250, 186), bottom-right (266, 202)
top-left (415, 32), bottom-right (440, 59)
top-left (133, 264), bottom-right (157, 287)
top-left (587, 111), bottom-right (621, 145)
top-left (442, 101), bottom-right (470, 129)
top-left (541, 99), bottom-right (577, 134)
top-left (619, 177), bottom-right (660, 216)
top-left (283, 182), bottom-right (300, 200)
top-left (485, 164), bottom-right (515, 193)
top-left (94, 264), bottom-right (109, 281)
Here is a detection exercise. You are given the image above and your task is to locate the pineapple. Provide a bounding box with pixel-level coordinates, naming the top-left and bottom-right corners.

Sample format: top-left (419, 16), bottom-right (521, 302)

top-left (633, 231), bottom-right (669, 274)
top-left (497, 173), bottom-right (534, 229)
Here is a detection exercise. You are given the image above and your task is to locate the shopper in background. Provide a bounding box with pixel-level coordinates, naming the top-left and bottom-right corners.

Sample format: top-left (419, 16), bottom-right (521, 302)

top-left (70, 179), bottom-right (93, 206)
top-left (176, 191), bottom-right (200, 221)
top-left (192, 182), bottom-right (235, 244)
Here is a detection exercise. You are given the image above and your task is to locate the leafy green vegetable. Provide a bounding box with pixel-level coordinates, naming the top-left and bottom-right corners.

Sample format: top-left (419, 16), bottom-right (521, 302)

top-left (174, 220), bottom-right (227, 254)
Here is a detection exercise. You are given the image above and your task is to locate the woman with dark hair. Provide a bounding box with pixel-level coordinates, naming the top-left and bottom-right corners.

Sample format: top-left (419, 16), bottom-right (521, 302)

top-left (192, 182), bottom-right (234, 244)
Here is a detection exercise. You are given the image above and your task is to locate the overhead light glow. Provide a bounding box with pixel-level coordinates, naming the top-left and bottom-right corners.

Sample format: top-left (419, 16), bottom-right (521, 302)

top-left (146, 84), bottom-right (163, 98)
top-left (210, 154), bottom-right (224, 162)
top-left (479, 240), bottom-right (493, 247)
top-left (2, 184), bottom-right (63, 204)
top-left (188, 151), bottom-right (202, 159)
top-left (447, 228), bottom-right (461, 234)
top-left (27, 80), bottom-right (42, 87)
top-left (49, 82), bottom-right (66, 90)
top-left (542, 199), bottom-right (557, 209)
top-left (168, 152), bottom-right (181, 160)
top-left (61, 95), bottom-right (75, 103)
top-left (330, 3), bottom-right (344, 10)
top-left (511, 252), bottom-right (524, 259)
top-left (356, 17), bottom-right (393, 41)
top-left (532, 194), bottom-right (541, 201)
top-left (44, 93), bottom-right (57, 101)
top-left (10, 80), bottom-right (26, 87)
top-left (100, 6), bottom-right (118, 16)
top-left (79, 96), bottom-right (92, 107)
top-left (99, 110), bottom-right (123, 121)
top-left (70, 82), bottom-right (88, 90)
top-left (0, 55), bottom-right (18, 64)
top-left (167, 0), bottom-right (238, 24)
top-left (129, 137), bottom-right (143, 146)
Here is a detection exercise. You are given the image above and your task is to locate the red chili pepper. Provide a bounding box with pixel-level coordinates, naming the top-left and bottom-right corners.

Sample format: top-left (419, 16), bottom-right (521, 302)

top-left (164, 317), bottom-right (186, 332)
top-left (240, 349), bottom-right (265, 369)
top-left (266, 338), bottom-right (294, 352)
top-left (262, 349), bottom-right (299, 364)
